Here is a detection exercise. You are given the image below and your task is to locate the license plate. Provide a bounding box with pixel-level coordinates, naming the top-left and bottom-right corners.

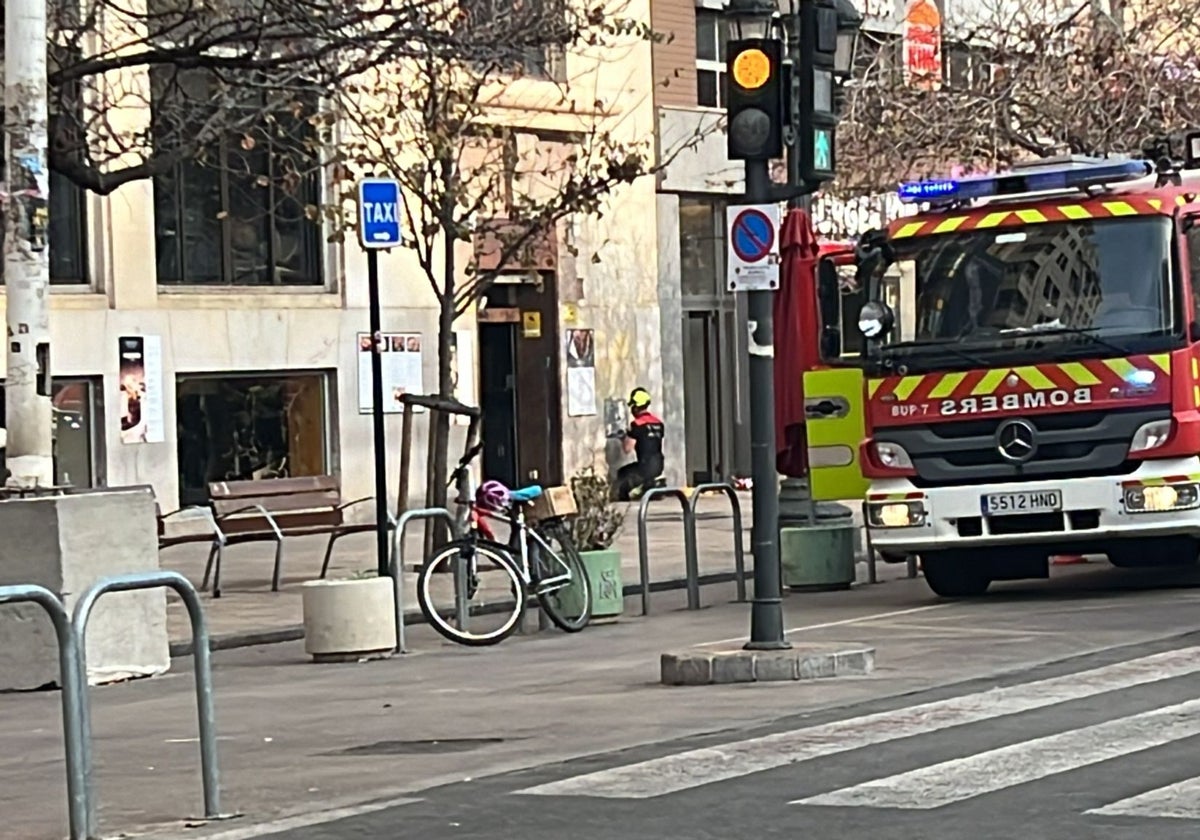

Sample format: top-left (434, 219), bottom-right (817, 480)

top-left (982, 490), bottom-right (1063, 516)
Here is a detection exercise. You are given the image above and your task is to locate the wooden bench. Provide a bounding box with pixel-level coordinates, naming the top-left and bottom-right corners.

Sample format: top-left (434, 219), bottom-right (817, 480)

top-left (205, 475), bottom-right (395, 597)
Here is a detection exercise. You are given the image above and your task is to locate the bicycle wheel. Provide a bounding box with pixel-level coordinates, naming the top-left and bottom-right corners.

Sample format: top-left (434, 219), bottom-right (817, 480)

top-left (417, 539), bottom-right (526, 646)
top-left (533, 521), bottom-right (592, 633)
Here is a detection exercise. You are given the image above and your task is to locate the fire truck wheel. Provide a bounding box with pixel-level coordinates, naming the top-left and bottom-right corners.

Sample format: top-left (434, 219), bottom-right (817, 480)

top-left (920, 552), bottom-right (992, 598)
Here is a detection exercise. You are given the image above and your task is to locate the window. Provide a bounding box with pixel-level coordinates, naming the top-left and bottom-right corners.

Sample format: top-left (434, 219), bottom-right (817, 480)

top-left (695, 9), bottom-right (728, 108)
top-left (945, 42), bottom-right (993, 89)
top-left (459, 0), bottom-right (568, 82)
top-left (150, 69), bottom-right (324, 286)
top-left (679, 197), bottom-right (726, 297)
top-left (1, 46), bottom-right (89, 285)
top-left (0, 378), bottom-right (103, 487)
top-left (1186, 222), bottom-right (1200, 323)
top-left (175, 372), bottom-right (331, 506)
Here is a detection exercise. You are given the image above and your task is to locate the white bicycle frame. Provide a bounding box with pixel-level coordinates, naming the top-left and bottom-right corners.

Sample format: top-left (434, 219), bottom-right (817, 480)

top-left (452, 463), bottom-right (574, 592)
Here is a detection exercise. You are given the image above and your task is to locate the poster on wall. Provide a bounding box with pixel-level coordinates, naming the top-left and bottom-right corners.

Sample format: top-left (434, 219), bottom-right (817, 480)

top-left (356, 332), bottom-right (425, 414)
top-left (451, 330), bottom-right (476, 426)
top-left (117, 335), bottom-right (165, 444)
top-left (565, 328), bottom-right (596, 417)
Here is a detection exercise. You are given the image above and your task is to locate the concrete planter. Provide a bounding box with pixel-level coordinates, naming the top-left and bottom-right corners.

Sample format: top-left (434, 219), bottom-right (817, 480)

top-left (301, 576), bottom-right (396, 662)
top-left (780, 522), bottom-right (857, 592)
top-left (556, 548), bottom-right (624, 623)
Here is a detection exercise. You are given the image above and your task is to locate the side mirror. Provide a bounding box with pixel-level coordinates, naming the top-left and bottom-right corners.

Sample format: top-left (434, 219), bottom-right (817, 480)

top-left (857, 300), bottom-right (895, 339)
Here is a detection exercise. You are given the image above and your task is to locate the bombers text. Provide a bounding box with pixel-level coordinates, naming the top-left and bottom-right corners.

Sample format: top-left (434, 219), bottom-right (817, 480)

top-left (939, 388), bottom-right (1092, 416)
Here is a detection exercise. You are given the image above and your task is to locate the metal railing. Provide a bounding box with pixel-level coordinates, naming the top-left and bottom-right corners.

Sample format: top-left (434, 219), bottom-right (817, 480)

top-left (687, 483), bottom-right (748, 604)
top-left (636, 487), bottom-right (697, 615)
top-left (390, 507), bottom-right (457, 653)
top-left (0, 585), bottom-right (87, 840)
top-left (72, 571), bottom-right (230, 838)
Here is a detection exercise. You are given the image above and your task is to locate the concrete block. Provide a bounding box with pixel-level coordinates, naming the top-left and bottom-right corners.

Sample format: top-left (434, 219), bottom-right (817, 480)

top-left (710, 651), bottom-right (756, 684)
top-left (0, 488), bottom-right (169, 690)
top-left (659, 644), bottom-right (875, 686)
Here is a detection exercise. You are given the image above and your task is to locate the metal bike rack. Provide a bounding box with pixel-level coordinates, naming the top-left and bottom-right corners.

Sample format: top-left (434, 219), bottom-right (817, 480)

top-left (0, 585), bottom-right (88, 840)
top-left (636, 487), bottom-right (698, 615)
top-left (72, 571), bottom-right (229, 838)
top-left (391, 506), bottom-right (457, 653)
top-left (687, 483), bottom-right (748, 604)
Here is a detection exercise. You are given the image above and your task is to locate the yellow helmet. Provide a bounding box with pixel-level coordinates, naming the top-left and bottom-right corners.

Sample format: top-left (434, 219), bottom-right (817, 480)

top-left (628, 387), bottom-right (652, 409)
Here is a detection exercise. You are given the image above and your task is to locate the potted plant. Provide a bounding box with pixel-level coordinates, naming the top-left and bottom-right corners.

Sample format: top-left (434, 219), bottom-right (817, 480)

top-left (300, 569), bottom-right (397, 662)
top-left (565, 467), bottom-right (627, 622)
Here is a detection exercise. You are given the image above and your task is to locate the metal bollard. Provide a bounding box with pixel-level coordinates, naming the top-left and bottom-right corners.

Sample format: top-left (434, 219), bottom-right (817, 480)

top-left (391, 507), bottom-right (457, 653)
top-left (688, 482), bottom-right (748, 603)
top-left (861, 500), bottom-right (878, 585)
top-left (72, 571), bottom-right (229, 838)
top-left (0, 585), bottom-right (88, 840)
top-left (635, 487), bottom-right (697, 615)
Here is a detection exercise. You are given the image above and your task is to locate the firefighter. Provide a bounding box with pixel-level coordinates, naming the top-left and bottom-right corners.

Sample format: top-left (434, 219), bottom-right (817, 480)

top-left (616, 387), bottom-right (665, 501)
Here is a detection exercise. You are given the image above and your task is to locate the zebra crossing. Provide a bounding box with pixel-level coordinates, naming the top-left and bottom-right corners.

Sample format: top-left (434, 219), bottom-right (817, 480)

top-left (513, 644), bottom-right (1200, 822)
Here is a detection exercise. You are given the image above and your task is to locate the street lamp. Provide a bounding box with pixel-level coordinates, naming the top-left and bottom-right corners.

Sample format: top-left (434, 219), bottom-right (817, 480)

top-left (833, 0), bottom-right (863, 80)
top-left (726, 0), bottom-right (779, 40)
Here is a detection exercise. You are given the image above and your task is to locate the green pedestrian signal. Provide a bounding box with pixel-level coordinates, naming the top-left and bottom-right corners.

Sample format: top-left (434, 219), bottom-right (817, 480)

top-left (814, 129), bottom-right (832, 172)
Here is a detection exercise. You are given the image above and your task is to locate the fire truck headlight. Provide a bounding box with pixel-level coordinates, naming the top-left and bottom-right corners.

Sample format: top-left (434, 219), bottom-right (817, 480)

top-left (1124, 483), bottom-right (1200, 513)
top-left (867, 501), bottom-right (927, 528)
top-left (871, 441), bottom-right (914, 470)
top-left (1129, 419), bottom-right (1173, 455)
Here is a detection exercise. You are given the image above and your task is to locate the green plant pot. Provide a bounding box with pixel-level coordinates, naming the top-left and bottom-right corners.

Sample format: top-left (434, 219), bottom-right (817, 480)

top-left (555, 548), bottom-right (624, 622)
top-left (780, 522), bottom-right (857, 592)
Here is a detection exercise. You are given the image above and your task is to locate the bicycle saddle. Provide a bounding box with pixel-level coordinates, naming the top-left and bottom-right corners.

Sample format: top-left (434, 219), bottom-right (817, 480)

top-left (509, 485), bottom-right (544, 502)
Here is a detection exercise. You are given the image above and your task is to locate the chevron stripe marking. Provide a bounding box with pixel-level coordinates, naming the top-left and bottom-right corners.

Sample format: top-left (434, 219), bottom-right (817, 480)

top-left (975, 211), bottom-right (1011, 229)
top-left (1102, 200), bottom-right (1137, 216)
top-left (891, 375), bottom-right (925, 401)
top-left (1057, 204), bottom-right (1091, 220)
top-left (1056, 361), bottom-right (1101, 386)
top-left (1012, 365), bottom-right (1056, 390)
top-left (894, 222), bottom-right (925, 238)
top-left (867, 379), bottom-right (883, 397)
top-left (933, 216), bottom-right (967, 234)
top-left (1015, 209), bottom-right (1046, 223)
top-left (927, 371), bottom-right (967, 399)
top-left (1148, 353), bottom-right (1170, 374)
top-left (1103, 357), bottom-right (1138, 379)
top-left (969, 368), bottom-right (1008, 396)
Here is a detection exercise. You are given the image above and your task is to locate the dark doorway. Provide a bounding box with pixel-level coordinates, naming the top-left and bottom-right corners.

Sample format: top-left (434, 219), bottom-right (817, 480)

top-left (478, 322), bottom-right (519, 488)
top-left (477, 274), bottom-right (564, 488)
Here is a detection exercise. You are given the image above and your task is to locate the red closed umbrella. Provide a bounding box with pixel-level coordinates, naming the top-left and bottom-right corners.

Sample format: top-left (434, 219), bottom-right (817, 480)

top-left (773, 207), bottom-right (820, 476)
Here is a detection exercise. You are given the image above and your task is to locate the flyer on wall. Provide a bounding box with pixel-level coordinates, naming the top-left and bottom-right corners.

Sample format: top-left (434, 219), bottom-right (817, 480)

top-left (117, 335), bottom-right (165, 444)
top-left (356, 332), bottom-right (426, 414)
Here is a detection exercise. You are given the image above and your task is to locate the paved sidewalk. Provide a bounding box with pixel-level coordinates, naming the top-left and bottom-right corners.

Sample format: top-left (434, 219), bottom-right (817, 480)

top-left (159, 493), bottom-right (869, 650)
top-left (6, 561), bottom-right (1200, 840)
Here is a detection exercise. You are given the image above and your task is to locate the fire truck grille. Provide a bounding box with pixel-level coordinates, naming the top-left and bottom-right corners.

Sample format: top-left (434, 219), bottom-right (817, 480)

top-left (876, 406), bottom-right (1171, 487)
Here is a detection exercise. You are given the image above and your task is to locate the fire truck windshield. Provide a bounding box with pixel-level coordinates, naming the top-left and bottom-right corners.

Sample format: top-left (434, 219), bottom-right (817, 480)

top-left (877, 215), bottom-right (1178, 371)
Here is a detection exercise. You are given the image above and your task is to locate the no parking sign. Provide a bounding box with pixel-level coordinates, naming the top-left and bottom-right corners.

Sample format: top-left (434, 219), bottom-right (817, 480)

top-left (726, 204), bottom-right (781, 291)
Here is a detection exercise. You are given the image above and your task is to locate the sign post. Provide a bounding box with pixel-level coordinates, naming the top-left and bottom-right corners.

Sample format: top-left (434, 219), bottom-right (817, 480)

top-left (357, 178), bottom-right (404, 577)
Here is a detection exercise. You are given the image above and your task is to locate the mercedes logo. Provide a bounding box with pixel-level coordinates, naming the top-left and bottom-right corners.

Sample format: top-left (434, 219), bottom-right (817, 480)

top-left (996, 419), bottom-right (1037, 463)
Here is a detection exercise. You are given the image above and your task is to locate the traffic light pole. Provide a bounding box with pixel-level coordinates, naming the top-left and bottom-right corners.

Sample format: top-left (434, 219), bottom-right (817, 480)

top-left (743, 158), bottom-right (790, 651)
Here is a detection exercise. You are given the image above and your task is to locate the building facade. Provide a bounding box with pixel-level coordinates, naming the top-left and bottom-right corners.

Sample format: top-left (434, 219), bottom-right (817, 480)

top-left (4, 9), bottom-right (663, 513)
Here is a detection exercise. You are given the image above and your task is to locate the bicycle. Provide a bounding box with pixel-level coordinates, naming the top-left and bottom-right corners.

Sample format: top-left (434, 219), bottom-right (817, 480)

top-left (415, 441), bottom-right (592, 646)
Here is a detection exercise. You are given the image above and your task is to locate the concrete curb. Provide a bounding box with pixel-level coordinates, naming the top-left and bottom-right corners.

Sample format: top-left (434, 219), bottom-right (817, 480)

top-left (661, 646), bottom-right (876, 685)
top-left (168, 568), bottom-right (759, 658)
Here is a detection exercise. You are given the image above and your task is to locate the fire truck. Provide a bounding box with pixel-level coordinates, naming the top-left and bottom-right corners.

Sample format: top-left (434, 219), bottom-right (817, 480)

top-left (796, 143), bottom-right (1200, 597)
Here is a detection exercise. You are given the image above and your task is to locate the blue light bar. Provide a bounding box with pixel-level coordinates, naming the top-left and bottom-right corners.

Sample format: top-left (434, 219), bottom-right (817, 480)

top-left (897, 159), bottom-right (1152, 205)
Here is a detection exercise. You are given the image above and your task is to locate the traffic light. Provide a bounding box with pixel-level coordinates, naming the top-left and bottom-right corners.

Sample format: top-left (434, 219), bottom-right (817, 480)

top-left (797, 0), bottom-right (840, 182)
top-left (725, 38), bottom-right (785, 161)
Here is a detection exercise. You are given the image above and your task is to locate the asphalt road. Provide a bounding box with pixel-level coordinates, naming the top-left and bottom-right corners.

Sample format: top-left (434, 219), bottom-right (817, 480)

top-left (244, 633), bottom-right (1200, 840)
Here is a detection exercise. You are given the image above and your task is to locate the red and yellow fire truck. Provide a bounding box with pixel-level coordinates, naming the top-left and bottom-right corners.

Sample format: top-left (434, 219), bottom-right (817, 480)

top-left (797, 147), bottom-right (1200, 597)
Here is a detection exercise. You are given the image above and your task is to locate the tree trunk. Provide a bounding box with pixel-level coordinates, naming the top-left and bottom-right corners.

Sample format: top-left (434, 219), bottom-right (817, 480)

top-left (425, 210), bottom-right (457, 554)
top-left (4, 6), bottom-right (54, 488)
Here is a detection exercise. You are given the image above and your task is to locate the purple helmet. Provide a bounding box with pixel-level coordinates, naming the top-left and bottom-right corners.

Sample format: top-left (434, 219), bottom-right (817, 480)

top-left (475, 480), bottom-right (510, 512)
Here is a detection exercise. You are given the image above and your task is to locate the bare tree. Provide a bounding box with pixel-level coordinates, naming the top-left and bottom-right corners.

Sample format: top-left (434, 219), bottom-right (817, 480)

top-left (337, 0), bottom-right (704, 522)
top-left (830, 0), bottom-right (1200, 198)
top-left (37, 0), bottom-right (609, 195)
